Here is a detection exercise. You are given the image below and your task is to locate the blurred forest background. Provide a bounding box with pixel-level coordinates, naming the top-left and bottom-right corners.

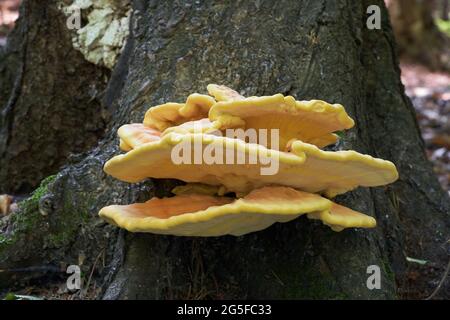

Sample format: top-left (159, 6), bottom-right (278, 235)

top-left (3, 0), bottom-right (447, 193)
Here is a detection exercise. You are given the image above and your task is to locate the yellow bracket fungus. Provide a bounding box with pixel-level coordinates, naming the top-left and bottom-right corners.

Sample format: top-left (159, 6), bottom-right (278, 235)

top-left (104, 132), bottom-right (398, 197)
top-left (99, 186), bottom-right (375, 236)
top-left (100, 84), bottom-right (399, 236)
top-left (206, 84), bottom-right (245, 101)
top-left (118, 123), bottom-right (161, 151)
top-left (307, 203), bottom-right (376, 232)
top-left (209, 92), bottom-right (355, 149)
top-left (143, 94), bottom-right (215, 131)
top-left (161, 118), bottom-right (221, 137)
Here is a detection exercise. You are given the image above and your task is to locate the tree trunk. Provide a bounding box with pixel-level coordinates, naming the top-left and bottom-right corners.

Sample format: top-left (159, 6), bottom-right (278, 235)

top-left (388, 0), bottom-right (450, 71)
top-left (442, 0), bottom-right (449, 21)
top-left (1, 0), bottom-right (449, 299)
top-left (0, 0), bottom-right (110, 194)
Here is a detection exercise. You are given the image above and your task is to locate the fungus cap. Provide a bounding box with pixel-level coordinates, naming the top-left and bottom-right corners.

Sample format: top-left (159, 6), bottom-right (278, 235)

top-left (179, 93), bottom-right (217, 118)
top-left (307, 203), bottom-right (377, 232)
top-left (99, 186), bottom-right (375, 236)
top-left (118, 123), bottom-right (161, 151)
top-left (207, 84), bottom-right (244, 101)
top-left (161, 118), bottom-right (221, 136)
top-left (143, 94), bottom-right (216, 131)
top-left (104, 132), bottom-right (398, 197)
top-left (208, 91), bottom-right (355, 149)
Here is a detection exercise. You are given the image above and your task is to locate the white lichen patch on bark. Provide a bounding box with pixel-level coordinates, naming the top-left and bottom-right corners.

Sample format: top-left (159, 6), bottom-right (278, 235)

top-left (59, 0), bottom-right (131, 69)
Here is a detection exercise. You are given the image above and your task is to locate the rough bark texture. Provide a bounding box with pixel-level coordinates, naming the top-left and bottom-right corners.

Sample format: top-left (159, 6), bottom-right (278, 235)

top-left (0, 0), bottom-right (110, 194)
top-left (388, 0), bottom-right (450, 71)
top-left (0, 0), bottom-right (449, 299)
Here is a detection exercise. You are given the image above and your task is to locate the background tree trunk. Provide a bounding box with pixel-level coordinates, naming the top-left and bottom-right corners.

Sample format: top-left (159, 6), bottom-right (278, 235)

top-left (388, 0), bottom-right (450, 71)
top-left (0, 0), bottom-right (110, 194)
top-left (1, 0), bottom-right (449, 299)
top-left (442, 0), bottom-right (449, 21)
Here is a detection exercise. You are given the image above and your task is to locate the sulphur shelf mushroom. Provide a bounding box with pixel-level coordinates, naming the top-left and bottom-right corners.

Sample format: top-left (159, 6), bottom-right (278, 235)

top-left (206, 84), bottom-right (245, 101)
top-left (143, 93), bottom-right (215, 131)
top-left (99, 186), bottom-right (375, 236)
top-left (104, 132), bottom-right (398, 197)
top-left (118, 123), bottom-right (161, 152)
top-left (142, 85), bottom-right (351, 150)
top-left (208, 90), bottom-right (354, 149)
top-left (99, 84), bottom-right (399, 236)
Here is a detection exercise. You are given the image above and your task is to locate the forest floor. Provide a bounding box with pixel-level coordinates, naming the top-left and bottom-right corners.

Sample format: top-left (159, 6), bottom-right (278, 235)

top-left (400, 62), bottom-right (450, 196)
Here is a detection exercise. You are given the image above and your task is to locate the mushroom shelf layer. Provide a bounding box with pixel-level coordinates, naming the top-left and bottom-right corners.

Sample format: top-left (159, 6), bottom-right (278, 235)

top-left (99, 186), bottom-right (376, 236)
top-left (208, 93), bottom-right (354, 149)
top-left (104, 132), bottom-right (398, 197)
top-left (141, 85), bottom-right (355, 150)
top-left (161, 118), bottom-right (220, 137)
top-left (143, 94), bottom-right (216, 131)
top-left (118, 123), bottom-right (161, 151)
top-left (207, 84), bottom-right (245, 101)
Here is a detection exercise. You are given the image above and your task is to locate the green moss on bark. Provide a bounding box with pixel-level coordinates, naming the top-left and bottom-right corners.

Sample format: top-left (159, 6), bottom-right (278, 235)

top-left (0, 175), bottom-right (56, 252)
top-left (0, 174), bottom-right (92, 268)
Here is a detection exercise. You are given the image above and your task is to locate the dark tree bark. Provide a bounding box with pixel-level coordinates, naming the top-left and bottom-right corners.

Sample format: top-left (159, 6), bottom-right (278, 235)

top-left (0, 0), bottom-right (110, 194)
top-left (0, 0), bottom-right (449, 299)
top-left (388, 0), bottom-right (450, 71)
